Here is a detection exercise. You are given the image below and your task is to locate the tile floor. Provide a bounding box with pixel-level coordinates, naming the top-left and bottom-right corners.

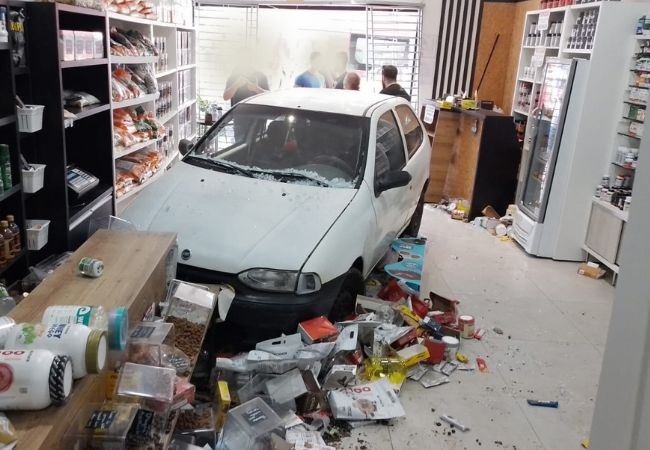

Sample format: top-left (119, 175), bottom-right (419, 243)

top-left (338, 206), bottom-right (614, 450)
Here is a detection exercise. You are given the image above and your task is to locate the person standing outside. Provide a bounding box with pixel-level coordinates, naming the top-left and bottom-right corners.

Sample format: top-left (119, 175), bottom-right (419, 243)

top-left (343, 72), bottom-right (360, 91)
top-left (294, 52), bottom-right (325, 88)
top-left (379, 65), bottom-right (411, 102)
top-left (223, 66), bottom-right (269, 107)
top-left (334, 52), bottom-right (349, 89)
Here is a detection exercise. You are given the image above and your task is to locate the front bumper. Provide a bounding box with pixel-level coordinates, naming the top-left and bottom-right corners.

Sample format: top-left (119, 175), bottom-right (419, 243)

top-left (177, 264), bottom-right (346, 333)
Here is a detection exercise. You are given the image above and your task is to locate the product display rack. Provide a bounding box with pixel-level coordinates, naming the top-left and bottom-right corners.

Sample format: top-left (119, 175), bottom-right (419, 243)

top-left (25, 2), bottom-right (114, 259)
top-left (108, 11), bottom-right (196, 213)
top-left (0, 0), bottom-right (30, 285)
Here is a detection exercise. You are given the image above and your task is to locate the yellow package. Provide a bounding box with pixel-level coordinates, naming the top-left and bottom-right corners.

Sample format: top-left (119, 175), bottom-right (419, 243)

top-left (0, 413), bottom-right (16, 445)
top-left (214, 380), bottom-right (231, 431)
top-left (456, 352), bottom-right (469, 364)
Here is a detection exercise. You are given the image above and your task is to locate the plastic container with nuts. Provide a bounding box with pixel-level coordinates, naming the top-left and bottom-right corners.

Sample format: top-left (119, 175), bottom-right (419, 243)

top-left (126, 321), bottom-right (175, 367)
top-left (164, 280), bottom-right (215, 361)
top-left (62, 402), bottom-right (138, 450)
top-left (176, 405), bottom-right (216, 446)
top-left (116, 362), bottom-right (176, 408)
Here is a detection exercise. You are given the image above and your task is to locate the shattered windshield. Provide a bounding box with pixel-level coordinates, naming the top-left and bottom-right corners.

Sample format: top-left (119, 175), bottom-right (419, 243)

top-left (186, 104), bottom-right (369, 188)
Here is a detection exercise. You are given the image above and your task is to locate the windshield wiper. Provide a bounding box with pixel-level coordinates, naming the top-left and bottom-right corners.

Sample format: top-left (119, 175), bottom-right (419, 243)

top-left (186, 156), bottom-right (255, 178)
top-left (254, 169), bottom-right (330, 187)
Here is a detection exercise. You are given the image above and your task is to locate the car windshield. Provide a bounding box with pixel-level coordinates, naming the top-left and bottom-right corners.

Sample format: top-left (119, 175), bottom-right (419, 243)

top-left (186, 104), bottom-right (369, 188)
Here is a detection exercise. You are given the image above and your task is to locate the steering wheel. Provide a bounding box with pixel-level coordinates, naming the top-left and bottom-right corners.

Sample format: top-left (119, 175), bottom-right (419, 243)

top-left (312, 155), bottom-right (353, 176)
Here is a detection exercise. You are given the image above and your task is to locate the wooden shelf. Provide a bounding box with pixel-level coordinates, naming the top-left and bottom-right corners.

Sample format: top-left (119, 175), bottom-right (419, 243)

top-left (66, 103), bottom-right (111, 121)
top-left (114, 137), bottom-right (161, 159)
top-left (55, 2), bottom-right (106, 16)
top-left (636, 35), bottom-right (650, 41)
top-left (513, 108), bottom-right (529, 116)
top-left (518, 77), bottom-right (536, 83)
top-left (631, 68), bottom-right (650, 73)
top-left (155, 68), bottom-right (176, 78)
top-left (629, 84), bottom-right (649, 90)
top-left (112, 92), bottom-right (160, 109)
top-left (0, 115), bottom-right (15, 127)
top-left (61, 58), bottom-right (108, 69)
top-left (571, 1), bottom-right (602, 11)
top-left (111, 55), bottom-right (157, 64)
top-left (592, 196), bottom-right (628, 222)
top-left (108, 11), bottom-right (178, 28)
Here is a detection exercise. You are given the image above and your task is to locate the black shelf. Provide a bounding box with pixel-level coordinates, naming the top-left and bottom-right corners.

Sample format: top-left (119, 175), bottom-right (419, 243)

top-left (0, 250), bottom-right (27, 278)
top-left (623, 100), bottom-right (647, 108)
top-left (631, 68), bottom-right (650, 73)
top-left (0, 185), bottom-right (21, 203)
top-left (612, 161), bottom-right (636, 171)
top-left (618, 132), bottom-right (642, 140)
top-left (13, 66), bottom-right (29, 76)
top-left (61, 58), bottom-right (109, 69)
top-left (68, 183), bottom-right (112, 226)
top-left (66, 103), bottom-right (110, 121)
top-left (55, 2), bottom-right (107, 16)
top-left (622, 115), bottom-right (644, 124)
top-left (629, 84), bottom-right (650, 90)
top-left (0, 116), bottom-right (15, 127)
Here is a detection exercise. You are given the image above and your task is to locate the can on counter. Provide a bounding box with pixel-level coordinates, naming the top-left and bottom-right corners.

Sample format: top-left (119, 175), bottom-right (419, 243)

top-left (458, 315), bottom-right (476, 339)
top-left (79, 257), bottom-right (104, 278)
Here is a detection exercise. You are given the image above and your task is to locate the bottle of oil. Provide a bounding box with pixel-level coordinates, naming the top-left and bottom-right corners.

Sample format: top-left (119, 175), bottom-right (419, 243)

top-left (362, 357), bottom-right (407, 385)
top-left (6, 215), bottom-right (20, 255)
top-left (0, 221), bottom-right (13, 262)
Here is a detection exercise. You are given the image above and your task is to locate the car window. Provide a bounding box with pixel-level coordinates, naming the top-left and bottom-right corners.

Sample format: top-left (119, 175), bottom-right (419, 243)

top-left (375, 110), bottom-right (406, 179)
top-left (395, 105), bottom-right (424, 157)
top-left (187, 104), bottom-right (369, 188)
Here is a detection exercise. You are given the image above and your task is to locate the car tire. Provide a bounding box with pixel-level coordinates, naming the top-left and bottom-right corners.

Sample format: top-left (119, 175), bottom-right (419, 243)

top-left (329, 268), bottom-right (364, 322)
top-left (403, 190), bottom-right (425, 237)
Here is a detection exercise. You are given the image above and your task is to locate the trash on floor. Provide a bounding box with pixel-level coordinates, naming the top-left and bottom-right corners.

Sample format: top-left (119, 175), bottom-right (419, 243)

top-left (526, 399), bottom-right (559, 408)
top-left (578, 262), bottom-right (606, 279)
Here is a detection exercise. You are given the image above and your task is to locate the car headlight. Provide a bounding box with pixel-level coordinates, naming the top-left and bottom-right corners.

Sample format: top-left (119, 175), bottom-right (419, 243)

top-left (238, 269), bottom-right (322, 294)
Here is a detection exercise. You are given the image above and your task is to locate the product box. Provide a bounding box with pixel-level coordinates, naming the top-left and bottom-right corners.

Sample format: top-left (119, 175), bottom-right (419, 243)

top-left (219, 397), bottom-right (283, 450)
top-left (126, 321), bottom-right (175, 367)
top-left (214, 380), bottom-right (231, 431)
top-left (73, 31), bottom-right (85, 60)
top-left (396, 343), bottom-right (430, 367)
top-left (298, 316), bottom-right (339, 344)
top-left (60, 30), bottom-right (75, 61)
top-left (578, 262), bottom-right (606, 279)
top-left (93, 31), bottom-right (104, 59)
top-left (83, 31), bottom-right (94, 60)
top-left (116, 362), bottom-right (176, 412)
top-left (63, 402), bottom-right (138, 449)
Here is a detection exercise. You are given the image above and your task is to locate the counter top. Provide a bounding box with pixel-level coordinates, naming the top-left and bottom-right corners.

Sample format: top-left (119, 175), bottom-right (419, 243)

top-left (6, 230), bottom-right (177, 450)
top-left (438, 105), bottom-right (511, 119)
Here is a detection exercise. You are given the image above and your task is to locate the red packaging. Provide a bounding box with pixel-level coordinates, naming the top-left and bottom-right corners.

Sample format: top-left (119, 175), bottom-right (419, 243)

top-left (411, 296), bottom-right (429, 318)
top-left (477, 358), bottom-right (488, 373)
top-left (423, 338), bottom-right (446, 364)
top-left (391, 328), bottom-right (418, 350)
top-left (378, 279), bottom-right (407, 302)
top-left (473, 328), bottom-right (486, 340)
top-left (428, 291), bottom-right (459, 325)
top-left (298, 316), bottom-right (339, 344)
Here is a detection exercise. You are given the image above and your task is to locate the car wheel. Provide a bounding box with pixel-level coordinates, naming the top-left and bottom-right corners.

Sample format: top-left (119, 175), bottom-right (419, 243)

top-left (403, 190), bottom-right (425, 237)
top-left (329, 268), bottom-right (364, 322)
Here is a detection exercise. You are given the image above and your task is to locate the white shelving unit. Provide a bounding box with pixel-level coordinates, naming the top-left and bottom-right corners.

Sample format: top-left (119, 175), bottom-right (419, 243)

top-left (108, 12), bottom-right (196, 212)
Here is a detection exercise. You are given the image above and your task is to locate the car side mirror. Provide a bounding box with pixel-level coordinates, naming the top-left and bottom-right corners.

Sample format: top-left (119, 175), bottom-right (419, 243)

top-left (376, 170), bottom-right (411, 194)
top-left (179, 139), bottom-right (194, 156)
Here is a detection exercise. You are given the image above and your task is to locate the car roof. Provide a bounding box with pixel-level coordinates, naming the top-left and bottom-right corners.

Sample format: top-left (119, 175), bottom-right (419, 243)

top-left (241, 88), bottom-right (408, 117)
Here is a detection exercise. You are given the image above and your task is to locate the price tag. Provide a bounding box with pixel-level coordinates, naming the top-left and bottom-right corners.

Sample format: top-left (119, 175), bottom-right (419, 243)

top-left (531, 47), bottom-right (545, 68)
top-left (538, 11), bottom-right (550, 31)
top-left (86, 410), bottom-right (117, 430)
top-left (423, 105), bottom-right (435, 124)
top-left (130, 325), bottom-right (155, 339)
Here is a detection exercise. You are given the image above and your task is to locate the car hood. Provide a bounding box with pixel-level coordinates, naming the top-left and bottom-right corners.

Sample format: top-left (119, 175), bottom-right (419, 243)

top-left (121, 161), bottom-right (358, 274)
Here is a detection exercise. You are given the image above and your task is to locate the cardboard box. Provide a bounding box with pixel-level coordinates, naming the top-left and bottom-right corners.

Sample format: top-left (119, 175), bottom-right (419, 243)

top-left (93, 31), bottom-right (104, 59)
top-left (428, 291), bottom-right (459, 325)
top-left (60, 30), bottom-right (75, 61)
top-left (578, 263), bottom-right (606, 279)
top-left (83, 32), bottom-right (94, 60)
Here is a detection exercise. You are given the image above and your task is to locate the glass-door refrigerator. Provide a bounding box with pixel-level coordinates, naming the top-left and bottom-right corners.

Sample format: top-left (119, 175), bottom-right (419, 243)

top-left (513, 58), bottom-right (581, 256)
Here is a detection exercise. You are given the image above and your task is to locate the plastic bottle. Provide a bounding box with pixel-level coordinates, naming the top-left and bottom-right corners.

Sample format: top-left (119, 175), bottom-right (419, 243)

top-left (0, 222), bottom-right (13, 262)
top-left (42, 305), bottom-right (128, 351)
top-left (5, 322), bottom-right (107, 379)
top-left (0, 316), bottom-right (14, 346)
top-left (0, 8), bottom-right (8, 43)
top-left (362, 357), bottom-right (407, 385)
top-left (0, 233), bottom-right (6, 268)
top-left (0, 145), bottom-right (11, 191)
top-left (0, 349), bottom-right (72, 410)
top-left (6, 215), bottom-right (20, 254)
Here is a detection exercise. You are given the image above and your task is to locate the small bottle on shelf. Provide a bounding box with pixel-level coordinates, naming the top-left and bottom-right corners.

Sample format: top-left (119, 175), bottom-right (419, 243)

top-left (0, 144), bottom-right (11, 192)
top-left (6, 215), bottom-right (20, 255)
top-left (0, 221), bottom-right (13, 262)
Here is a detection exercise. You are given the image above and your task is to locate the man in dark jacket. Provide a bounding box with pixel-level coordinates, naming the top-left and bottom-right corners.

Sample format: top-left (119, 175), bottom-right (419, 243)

top-left (379, 65), bottom-right (411, 102)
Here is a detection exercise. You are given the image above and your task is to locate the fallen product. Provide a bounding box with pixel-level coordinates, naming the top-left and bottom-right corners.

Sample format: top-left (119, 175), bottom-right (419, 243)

top-left (419, 372), bottom-right (449, 389)
top-left (298, 316), bottom-right (339, 344)
top-left (473, 328), bottom-right (486, 340)
top-left (396, 343), bottom-right (430, 367)
top-left (406, 363), bottom-right (428, 381)
top-left (476, 358), bottom-right (489, 373)
top-left (527, 399), bottom-right (559, 408)
top-left (78, 257), bottom-right (104, 278)
top-left (328, 378), bottom-right (405, 420)
top-left (440, 414), bottom-right (470, 432)
top-left (455, 352), bottom-right (469, 363)
top-left (458, 315), bottom-right (475, 339)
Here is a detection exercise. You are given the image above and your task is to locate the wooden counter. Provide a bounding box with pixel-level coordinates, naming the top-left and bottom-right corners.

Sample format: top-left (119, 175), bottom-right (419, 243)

top-left (6, 230), bottom-right (177, 450)
top-left (425, 106), bottom-right (521, 219)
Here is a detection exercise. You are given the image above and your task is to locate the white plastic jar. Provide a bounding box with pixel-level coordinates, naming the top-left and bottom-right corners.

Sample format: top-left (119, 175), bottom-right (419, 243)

top-left (5, 323), bottom-right (107, 379)
top-left (0, 349), bottom-right (72, 410)
top-left (41, 305), bottom-right (128, 351)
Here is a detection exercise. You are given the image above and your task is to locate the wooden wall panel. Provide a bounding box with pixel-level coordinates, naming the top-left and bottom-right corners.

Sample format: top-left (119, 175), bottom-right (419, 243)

top-left (443, 113), bottom-right (482, 202)
top-left (503, 0), bottom-right (540, 115)
top-left (472, 2), bottom-right (516, 110)
top-left (426, 110), bottom-right (459, 203)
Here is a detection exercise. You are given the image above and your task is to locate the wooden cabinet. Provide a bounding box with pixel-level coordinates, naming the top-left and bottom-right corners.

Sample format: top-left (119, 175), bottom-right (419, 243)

top-left (425, 106), bottom-right (521, 219)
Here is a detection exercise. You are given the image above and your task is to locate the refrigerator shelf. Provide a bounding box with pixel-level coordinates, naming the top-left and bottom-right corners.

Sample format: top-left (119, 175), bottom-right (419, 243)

top-left (617, 131), bottom-right (642, 140)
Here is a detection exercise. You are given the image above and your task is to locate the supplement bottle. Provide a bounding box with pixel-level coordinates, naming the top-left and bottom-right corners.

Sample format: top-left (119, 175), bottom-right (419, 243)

top-left (0, 349), bottom-right (72, 410)
top-left (42, 305), bottom-right (128, 351)
top-left (6, 215), bottom-right (20, 254)
top-left (0, 222), bottom-right (12, 261)
top-left (5, 322), bottom-right (107, 379)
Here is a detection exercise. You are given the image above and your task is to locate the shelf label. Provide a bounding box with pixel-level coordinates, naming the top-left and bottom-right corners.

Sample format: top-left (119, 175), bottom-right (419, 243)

top-left (538, 11), bottom-right (550, 31)
top-left (532, 47), bottom-right (546, 68)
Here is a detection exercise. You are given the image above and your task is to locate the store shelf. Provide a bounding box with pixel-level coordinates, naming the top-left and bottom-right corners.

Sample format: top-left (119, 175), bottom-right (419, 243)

top-left (0, 250), bottom-right (27, 277)
top-left (176, 24), bottom-right (195, 31)
top-left (66, 103), bottom-right (111, 121)
top-left (56, 2), bottom-right (106, 16)
top-left (571, 1), bottom-right (602, 11)
top-left (519, 77), bottom-right (536, 83)
top-left (116, 163), bottom-right (167, 203)
top-left (618, 131), bottom-right (642, 140)
top-left (636, 35), bottom-right (650, 41)
top-left (629, 85), bottom-right (650, 90)
top-left (108, 11), bottom-right (177, 28)
top-left (0, 116), bottom-right (15, 127)
top-left (513, 108), bottom-right (529, 116)
top-left (563, 48), bottom-right (592, 55)
top-left (612, 161), bottom-right (636, 171)
top-left (68, 184), bottom-right (113, 227)
top-left (114, 136), bottom-right (162, 159)
top-left (112, 92), bottom-right (160, 109)
top-left (155, 68), bottom-right (176, 78)
top-left (178, 98), bottom-right (196, 112)
top-left (111, 55), bottom-right (158, 64)
top-left (582, 244), bottom-right (620, 274)
top-left (622, 115), bottom-right (644, 124)
top-left (158, 110), bottom-right (176, 124)
top-left (61, 58), bottom-right (108, 69)
top-left (623, 100), bottom-right (646, 108)
top-left (592, 196), bottom-right (628, 222)
top-left (177, 63), bottom-right (196, 71)
top-left (0, 184), bottom-right (21, 203)
top-left (631, 68), bottom-right (650, 73)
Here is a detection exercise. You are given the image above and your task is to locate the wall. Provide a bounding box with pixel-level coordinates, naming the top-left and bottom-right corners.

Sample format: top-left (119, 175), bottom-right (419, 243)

top-left (502, 0), bottom-right (539, 115)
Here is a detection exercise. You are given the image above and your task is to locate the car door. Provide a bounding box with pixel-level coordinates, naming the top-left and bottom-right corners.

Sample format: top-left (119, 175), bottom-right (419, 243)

top-left (367, 107), bottom-right (411, 264)
top-left (394, 104), bottom-right (428, 215)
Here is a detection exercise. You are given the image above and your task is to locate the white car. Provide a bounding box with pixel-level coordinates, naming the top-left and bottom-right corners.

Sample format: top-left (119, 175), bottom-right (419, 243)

top-left (121, 89), bottom-right (431, 332)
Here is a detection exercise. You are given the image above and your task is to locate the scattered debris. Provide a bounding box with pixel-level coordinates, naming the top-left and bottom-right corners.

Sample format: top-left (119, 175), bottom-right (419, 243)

top-left (440, 414), bottom-right (470, 432)
top-left (493, 327), bottom-right (504, 335)
top-left (527, 399), bottom-right (559, 408)
top-left (578, 262), bottom-right (606, 279)
top-left (581, 438), bottom-right (590, 448)
top-left (477, 358), bottom-right (489, 373)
